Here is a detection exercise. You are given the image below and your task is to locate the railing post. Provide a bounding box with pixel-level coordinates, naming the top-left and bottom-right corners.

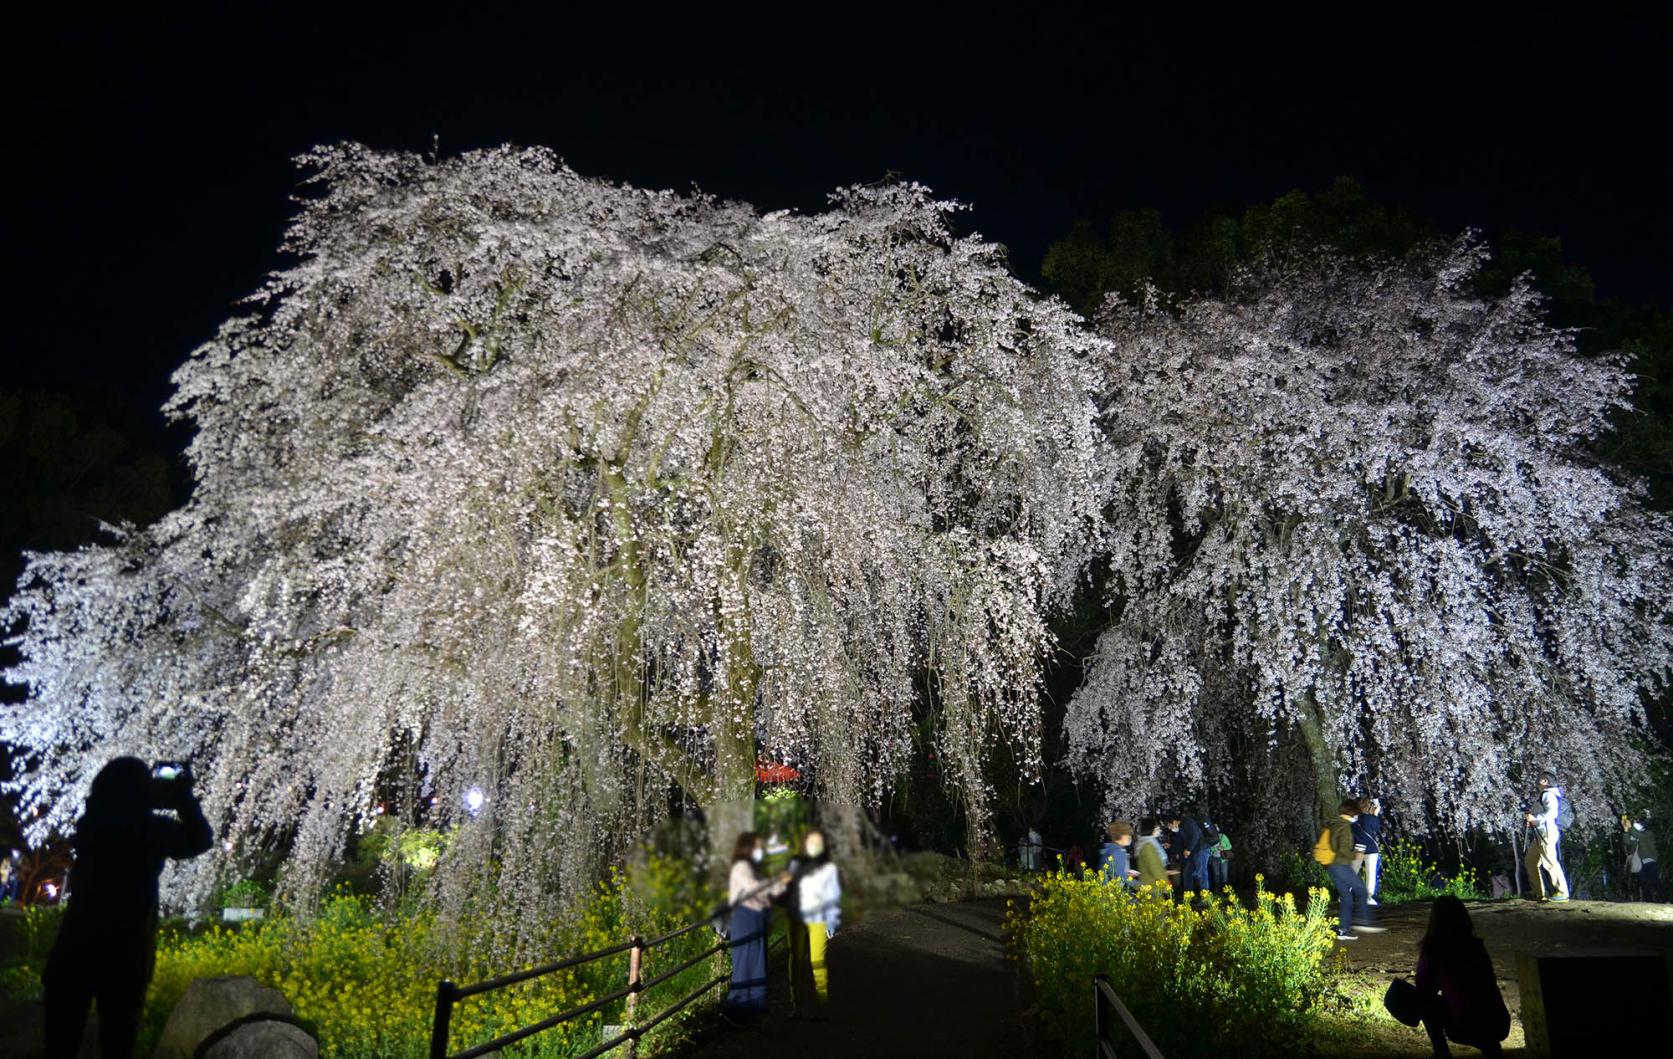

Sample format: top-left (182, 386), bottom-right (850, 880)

top-left (430, 980), bottom-right (456, 1059)
top-left (1092, 975), bottom-right (1108, 1059)
top-left (624, 936), bottom-right (644, 1058)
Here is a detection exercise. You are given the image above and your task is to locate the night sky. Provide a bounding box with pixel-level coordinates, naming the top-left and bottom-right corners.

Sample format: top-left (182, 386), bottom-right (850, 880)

top-left (8, 7), bottom-right (1670, 431)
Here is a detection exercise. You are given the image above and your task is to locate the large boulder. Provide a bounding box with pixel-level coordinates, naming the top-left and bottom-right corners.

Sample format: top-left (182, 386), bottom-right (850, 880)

top-left (153, 976), bottom-right (293, 1059)
top-left (202, 1020), bottom-right (318, 1059)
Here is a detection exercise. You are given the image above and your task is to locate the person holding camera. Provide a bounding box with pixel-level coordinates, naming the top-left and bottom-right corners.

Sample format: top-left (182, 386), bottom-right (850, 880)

top-left (1521, 773), bottom-right (1569, 903)
top-left (43, 757), bottom-right (213, 1057)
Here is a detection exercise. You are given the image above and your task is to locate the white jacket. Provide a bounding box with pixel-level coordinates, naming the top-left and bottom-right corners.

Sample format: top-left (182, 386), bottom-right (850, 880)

top-left (1533, 786), bottom-right (1562, 841)
top-left (796, 860), bottom-right (842, 935)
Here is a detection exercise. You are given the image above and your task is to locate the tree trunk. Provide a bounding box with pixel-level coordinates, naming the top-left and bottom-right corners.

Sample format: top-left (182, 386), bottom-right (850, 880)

top-left (1294, 690), bottom-right (1341, 827)
top-left (706, 699), bottom-right (757, 879)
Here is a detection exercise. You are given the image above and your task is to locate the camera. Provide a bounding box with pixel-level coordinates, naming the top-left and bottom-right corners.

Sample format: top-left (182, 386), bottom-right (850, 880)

top-left (149, 760), bottom-right (194, 807)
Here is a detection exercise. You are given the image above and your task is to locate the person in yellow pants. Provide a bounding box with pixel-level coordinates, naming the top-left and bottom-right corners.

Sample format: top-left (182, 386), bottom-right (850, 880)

top-left (788, 829), bottom-right (842, 1019)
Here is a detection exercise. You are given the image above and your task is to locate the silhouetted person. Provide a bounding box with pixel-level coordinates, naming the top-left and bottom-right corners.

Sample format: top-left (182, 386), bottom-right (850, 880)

top-left (1411, 895), bottom-right (1509, 1058)
top-left (43, 757), bottom-right (212, 1058)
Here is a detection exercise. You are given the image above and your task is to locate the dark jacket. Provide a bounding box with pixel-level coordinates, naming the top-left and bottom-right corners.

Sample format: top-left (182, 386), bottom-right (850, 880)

top-left (49, 794), bottom-right (212, 983)
top-left (1327, 818), bottom-right (1358, 866)
top-left (1175, 816), bottom-right (1209, 855)
top-left (1416, 937), bottom-right (1510, 1047)
top-left (1352, 813), bottom-right (1381, 854)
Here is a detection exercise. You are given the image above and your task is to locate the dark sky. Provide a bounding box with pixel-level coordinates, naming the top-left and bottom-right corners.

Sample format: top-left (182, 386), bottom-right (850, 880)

top-left (8, 6), bottom-right (1670, 428)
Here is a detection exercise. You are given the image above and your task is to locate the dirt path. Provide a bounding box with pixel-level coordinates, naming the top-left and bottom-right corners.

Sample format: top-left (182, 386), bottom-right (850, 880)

top-left (667, 898), bottom-right (1028, 1059)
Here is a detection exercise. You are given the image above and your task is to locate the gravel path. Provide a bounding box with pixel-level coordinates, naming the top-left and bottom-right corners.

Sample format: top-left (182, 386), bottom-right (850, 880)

top-left (667, 898), bottom-right (1029, 1059)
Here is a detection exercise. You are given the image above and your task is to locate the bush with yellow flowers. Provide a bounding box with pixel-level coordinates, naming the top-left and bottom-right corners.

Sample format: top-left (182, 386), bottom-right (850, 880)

top-left (141, 853), bottom-right (720, 1059)
top-left (1007, 872), bottom-right (1340, 1057)
top-left (1376, 838), bottom-right (1487, 903)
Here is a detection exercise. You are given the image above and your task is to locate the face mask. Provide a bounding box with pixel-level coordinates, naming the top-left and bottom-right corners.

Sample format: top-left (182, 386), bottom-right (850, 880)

top-left (805, 840), bottom-right (825, 858)
top-left (750, 848), bottom-right (764, 864)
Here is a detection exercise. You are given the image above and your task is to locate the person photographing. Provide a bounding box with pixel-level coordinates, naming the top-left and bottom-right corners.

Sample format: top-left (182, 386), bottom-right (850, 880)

top-left (44, 757), bottom-right (213, 1057)
top-left (1521, 773), bottom-right (1569, 903)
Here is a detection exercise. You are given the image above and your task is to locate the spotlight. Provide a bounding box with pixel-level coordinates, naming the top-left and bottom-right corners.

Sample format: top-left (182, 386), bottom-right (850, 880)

top-left (464, 787), bottom-right (486, 815)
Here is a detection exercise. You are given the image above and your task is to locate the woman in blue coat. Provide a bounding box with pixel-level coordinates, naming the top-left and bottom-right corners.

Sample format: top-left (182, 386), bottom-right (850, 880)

top-left (722, 832), bottom-right (788, 1026)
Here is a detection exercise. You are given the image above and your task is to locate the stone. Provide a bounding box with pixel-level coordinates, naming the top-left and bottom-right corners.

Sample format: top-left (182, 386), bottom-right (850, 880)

top-left (153, 976), bottom-right (294, 1059)
top-left (202, 1020), bottom-right (318, 1059)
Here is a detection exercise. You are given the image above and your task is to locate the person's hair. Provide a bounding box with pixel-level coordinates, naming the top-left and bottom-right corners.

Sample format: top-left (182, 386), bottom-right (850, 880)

top-left (731, 831), bottom-right (761, 863)
top-left (84, 757), bottom-right (151, 829)
top-left (1107, 820), bottom-right (1134, 842)
top-left (1138, 816), bottom-right (1161, 835)
top-left (1358, 797), bottom-right (1379, 814)
top-left (1421, 894), bottom-right (1477, 955)
top-left (1338, 799), bottom-right (1361, 816)
top-left (1539, 772), bottom-right (1555, 786)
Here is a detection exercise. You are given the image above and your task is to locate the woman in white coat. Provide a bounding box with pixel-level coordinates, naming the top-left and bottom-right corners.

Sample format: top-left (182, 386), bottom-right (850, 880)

top-left (787, 829), bottom-right (842, 1019)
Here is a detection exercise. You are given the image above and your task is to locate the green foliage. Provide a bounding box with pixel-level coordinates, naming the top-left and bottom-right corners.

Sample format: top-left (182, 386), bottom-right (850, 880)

top-left (0, 903), bottom-right (62, 998)
top-left (1039, 177), bottom-right (1436, 315)
top-left (1270, 849), bottom-right (1330, 894)
top-left (216, 877), bottom-right (271, 909)
top-left (75, 854), bottom-right (716, 1059)
top-left (1008, 871), bottom-right (1340, 1057)
top-left (1375, 840), bottom-right (1486, 904)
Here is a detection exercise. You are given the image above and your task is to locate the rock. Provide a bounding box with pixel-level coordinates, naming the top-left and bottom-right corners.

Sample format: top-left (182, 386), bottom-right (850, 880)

top-left (203, 1020), bottom-right (318, 1059)
top-left (154, 976), bottom-right (293, 1059)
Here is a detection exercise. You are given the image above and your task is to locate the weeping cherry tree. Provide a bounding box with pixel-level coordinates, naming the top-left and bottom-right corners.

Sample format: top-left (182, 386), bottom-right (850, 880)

top-left (2, 145), bottom-right (1110, 933)
top-left (1066, 241), bottom-right (1673, 852)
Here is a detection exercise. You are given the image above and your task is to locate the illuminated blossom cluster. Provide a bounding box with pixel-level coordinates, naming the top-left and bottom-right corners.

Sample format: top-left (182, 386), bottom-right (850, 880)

top-left (1066, 244), bottom-right (1673, 846)
top-left (2, 146), bottom-right (1109, 924)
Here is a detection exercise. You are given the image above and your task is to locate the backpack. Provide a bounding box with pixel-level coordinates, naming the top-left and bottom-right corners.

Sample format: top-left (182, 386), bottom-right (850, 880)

top-left (1312, 827), bottom-right (1335, 866)
top-left (1556, 793), bottom-right (1574, 830)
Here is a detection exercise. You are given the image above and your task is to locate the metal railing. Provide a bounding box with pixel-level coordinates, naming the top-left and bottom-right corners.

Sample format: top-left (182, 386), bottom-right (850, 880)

top-left (430, 877), bottom-right (783, 1059)
top-left (1092, 975), bottom-right (1166, 1059)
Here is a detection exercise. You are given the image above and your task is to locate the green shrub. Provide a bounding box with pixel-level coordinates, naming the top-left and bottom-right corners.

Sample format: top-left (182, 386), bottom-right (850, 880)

top-left (1376, 840), bottom-right (1486, 903)
top-left (1008, 872), bottom-right (1339, 1057)
top-left (216, 877), bottom-right (271, 910)
top-left (1271, 848), bottom-right (1330, 893)
top-left (136, 854), bottom-right (718, 1059)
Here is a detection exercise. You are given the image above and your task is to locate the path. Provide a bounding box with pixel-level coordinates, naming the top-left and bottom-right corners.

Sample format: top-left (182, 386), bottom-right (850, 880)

top-left (668, 898), bottom-right (1028, 1059)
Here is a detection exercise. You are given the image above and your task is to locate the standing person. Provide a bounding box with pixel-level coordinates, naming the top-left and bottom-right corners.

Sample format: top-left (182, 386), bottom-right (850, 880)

top-left (1394, 895), bottom-right (1510, 1058)
top-left (1017, 826), bottom-right (1043, 872)
top-left (1208, 826), bottom-right (1232, 891)
top-left (1166, 812), bottom-right (1212, 896)
top-left (43, 758), bottom-right (212, 1058)
top-left (722, 832), bottom-right (788, 1027)
top-left (1324, 799), bottom-right (1384, 942)
top-left (1355, 797), bottom-right (1384, 905)
top-left (0, 853), bottom-right (13, 904)
top-left (787, 829), bottom-right (841, 1020)
top-left (1623, 812), bottom-right (1660, 902)
top-left (1098, 821), bottom-right (1139, 889)
top-left (1522, 774), bottom-right (1570, 903)
top-left (1133, 818), bottom-right (1175, 894)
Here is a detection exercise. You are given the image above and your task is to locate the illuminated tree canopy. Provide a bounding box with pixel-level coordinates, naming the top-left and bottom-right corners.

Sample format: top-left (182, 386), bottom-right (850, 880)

top-left (5, 150), bottom-right (1670, 928)
top-left (1, 146), bottom-right (1110, 924)
top-left (1066, 244), bottom-right (1673, 848)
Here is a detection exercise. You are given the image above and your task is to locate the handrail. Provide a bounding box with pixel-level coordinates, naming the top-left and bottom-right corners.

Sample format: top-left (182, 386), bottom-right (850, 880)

top-left (1092, 975), bottom-right (1166, 1059)
top-left (430, 873), bottom-right (786, 1059)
